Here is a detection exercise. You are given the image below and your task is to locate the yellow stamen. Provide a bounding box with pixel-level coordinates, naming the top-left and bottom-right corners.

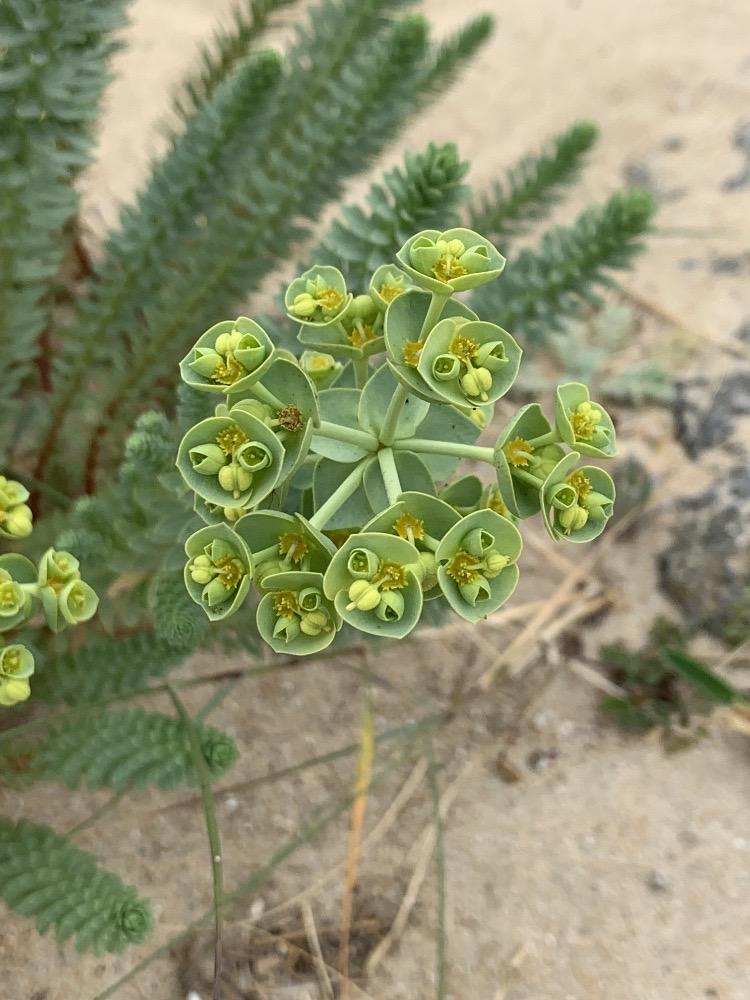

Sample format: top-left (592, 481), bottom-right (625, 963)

top-left (567, 470), bottom-right (592, 499)
top-left (403, 340), bottom-right (423, 367)
top-left (449, 334), bottom-right (480, 364)
top-left (214, 556), bottom-right (244, 589)
top-left (392, 513), bottom-right (424, 542)
top-left (212, 355), bottom-right (245, 385)
top-left (379, 281), bottom-right (404, 303)
top-left (273, 591), bottom-right (299, 617)
top-left (503, 436), bottom-right (534, 468)
top-left (444, 551), bottom-right (482, 585)
top-left (317, 287), bottom-right (344, 312)
top-left (348, 323), bottom-right (377, 349)
top-left (278, 532), bottom-right (309, 563)
top-left (216, 425), bottom-right (248, 455)
top-left (373, 561), bottom-right (407, 591)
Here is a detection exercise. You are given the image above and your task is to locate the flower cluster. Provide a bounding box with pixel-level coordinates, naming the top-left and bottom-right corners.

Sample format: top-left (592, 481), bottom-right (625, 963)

top-left (175, 227), bottom-right (617, 655)
top-left (0, 477), bottom-right (100, 707)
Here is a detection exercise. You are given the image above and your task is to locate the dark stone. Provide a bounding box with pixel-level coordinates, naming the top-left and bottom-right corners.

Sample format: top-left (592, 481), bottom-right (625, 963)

top-left (659, 463), bottom-right (750, 637)
top-left (735, 320), bottom-right (750, 342)
top-left (710, 255), bottom-right (747, 275)
top-left (678, 257), bottom-right (701, 271)
top-left (672, 373), bottom-right (750, 457)
top-left (663, 135), bottom-right (685, 152)
top-left (722, 119), bottom-right (750, 191)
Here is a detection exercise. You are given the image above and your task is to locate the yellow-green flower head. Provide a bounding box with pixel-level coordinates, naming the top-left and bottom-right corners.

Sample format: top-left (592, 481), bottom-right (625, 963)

top-left (0, 502), bottom-right (33, 539)
top-left (436, 510), bottom-right (522, 623)
top-left (0, 675), bottom-right (31, 707)
top-left (285, 266), bottom-right (352, 327)
top-left (184, 524), bottom-right (253, 621)
top-left (540, 452), bottom-right (616, 544)
top-left (177, 412), bottom-right (284, 508)
top-left (396, 228), bottom-right (506, 295)
top-left (0, 554), bottom-right (36, 633)
top-left (323, 532), bottom-right (423, 639)
top-left (0, 476), bottom-right (29, 509)
top-left (36, 547), bottom-right (98, 633)
top-left (300, 350), bottom-right (343, 386)
top-left (418, 317), bottom-right (521, 408)
top-left (256, 571), bottom-right (340, 655)
top-left (369, 263), bottom-right (413, 312)
top-left (234, 510), bottom-right (336, 589)
top-left (554, 383), bottom-right (617, 458)
top-left (180, 317), bottom-right (275, 395)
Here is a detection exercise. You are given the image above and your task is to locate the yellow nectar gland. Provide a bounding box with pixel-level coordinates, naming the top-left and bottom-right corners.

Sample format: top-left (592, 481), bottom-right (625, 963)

top-left (278, 404), bottom-right (304, 432)
top-left (432, 240), bottom-right (467, 283)
top-left (445, 551), bottom-right (481, 586)
top-left (317, 287), bottom-right (344, 313)
top-left (486, 490), bottom-right (509, 516)
top-left (503, 436), bottom-right (534, 468)
top-left (373, 560), bottom-right (407, 591)
top-left (348, 323), bottom-right (377, 349)
top-left (392, 513), bottom-right (424, 542)
top-left (403, 340), bottom-right (423, 368)
top-left (1, 649), bottom-right (22, 674)
top-left (379, 281), bottom-right (404, 304)
top-left (212, 355), bottom-right (245, 385)
top-left (273, 591), bottom-right (299, 617)
top-left (0, 581), bottom-right (19, 609)
top-left (216, 425), bottom-right (248, 455)
top-left (214, 555), bottom-right (245, 589)
top-left (570, 402), bottom-right (602, 442)
top-left (278, 532), bottom-right (309, 563)
top-left (567, 470), bottom-right (592, 499)
top-left (449, 333), bottom-right (480, 364)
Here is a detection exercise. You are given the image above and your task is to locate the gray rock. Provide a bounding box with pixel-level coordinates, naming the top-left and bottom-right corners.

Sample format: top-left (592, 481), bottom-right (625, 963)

top-left (722, 119), bottom-right (750, 191)
top-left (660, 463), bottom-right (750, 636)
top-left (673, 373), bottom-right (750, 457)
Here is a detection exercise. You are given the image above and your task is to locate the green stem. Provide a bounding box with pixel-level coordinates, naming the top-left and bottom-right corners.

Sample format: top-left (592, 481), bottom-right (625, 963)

top-left (313, 420), bottom-right (378, 451)
top-left (377, 447), bottom-right (402, 505)
top-left (511, 467), bottom-right (544, 488)
top-left (167, 685), bottom-right (224, 1000)
top-left (526, 429), bottom-right (560, 448)
top-left (392, 437), bottom-right (495, 464)
top-left (418, 291), bottom-right (451, 340)
top-left (308, 460), bottom-right (367, 530)
top-left (353, 356), bottom-right (369, 388)
top-left (378, 382), bottom-right (409, 446)
top-left (247, 380), bottom-right (285, 410)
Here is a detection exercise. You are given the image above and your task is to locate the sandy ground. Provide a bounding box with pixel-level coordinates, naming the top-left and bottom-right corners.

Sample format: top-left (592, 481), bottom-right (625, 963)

top-left (4, 0), bottom-right (750, 998)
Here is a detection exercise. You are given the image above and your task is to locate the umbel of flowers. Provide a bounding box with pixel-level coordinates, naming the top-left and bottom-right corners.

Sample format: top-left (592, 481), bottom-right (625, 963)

top-left (0, 480), bottom-right (99, 707)
top-left (175, 227), bottom-right (617, 655)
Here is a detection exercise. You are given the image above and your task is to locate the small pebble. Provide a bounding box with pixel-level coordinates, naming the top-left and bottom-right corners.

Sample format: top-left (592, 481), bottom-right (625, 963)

top-left (732, 836), bottom-right (748, 850)
top-left (250, 897), bottom-right (266, 920)
top-left (527, 748), bottom-right (558, 772)
top-left (646, 869), bottom-right (671, 892)
top-left (224, 795), bottom-right (239, 813)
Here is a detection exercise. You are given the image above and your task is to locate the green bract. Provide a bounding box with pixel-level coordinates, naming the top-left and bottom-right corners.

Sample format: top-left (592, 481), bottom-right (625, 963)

top-left (179, 317), bottom-right (275, 395)
top-left (0, 641), bottom-right (33, 706)
top-left (0, 476), bottom-right (33, 539)
top-left (436, 509), bottom-right (522, 623)
top-left (384, 288), bottom-right (479, 402)
top-left (395, 228), bottom-right (505, 294)
top-left (286, 265), bottom-right (352, 327)
top-left (184, 524), bottom-right (253, 621)
top-left (417, 317), bottom-right (521, 406)
top-left (37, 547), bottom-right (99, 633)
top-left (323, 532), bottom-right (423, 638)
top-left (234, 510), bottom-right (335, 588)
top-left (541, 452), bottom-right (616, 543)
top-left (256, 571), bottom-right (340, 655)
top-left (176, 411), bottom-right (284, 509)
top-left (0, 554), bottom-right (36, 633)
top-left (555, 382), bottom-right (617, 458)
top-left (173, 226), bottom-right (619, 656)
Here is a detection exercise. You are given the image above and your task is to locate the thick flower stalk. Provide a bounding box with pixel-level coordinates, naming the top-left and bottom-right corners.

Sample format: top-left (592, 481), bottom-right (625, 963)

top-left (174, 225), bottom-right (618, 653)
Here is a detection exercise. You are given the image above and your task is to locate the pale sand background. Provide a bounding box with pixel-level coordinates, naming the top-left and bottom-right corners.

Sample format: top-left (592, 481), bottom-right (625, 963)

top-left (4, 1), bottom-right (750, 998)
